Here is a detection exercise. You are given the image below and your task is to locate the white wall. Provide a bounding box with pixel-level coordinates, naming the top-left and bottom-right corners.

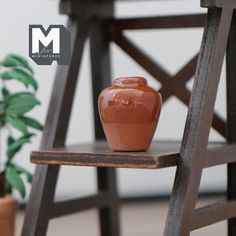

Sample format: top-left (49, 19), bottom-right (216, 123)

top-left (0, 0), bottom-right (226, 201)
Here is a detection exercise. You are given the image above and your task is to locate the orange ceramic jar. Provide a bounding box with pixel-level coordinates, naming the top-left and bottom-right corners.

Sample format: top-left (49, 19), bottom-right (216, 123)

top-left (98, 77), bottom-right (162, 151)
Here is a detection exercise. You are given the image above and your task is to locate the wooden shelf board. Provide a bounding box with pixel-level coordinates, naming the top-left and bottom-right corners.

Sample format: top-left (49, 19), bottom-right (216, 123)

top-left (31, 140), bottom-right (225, 169)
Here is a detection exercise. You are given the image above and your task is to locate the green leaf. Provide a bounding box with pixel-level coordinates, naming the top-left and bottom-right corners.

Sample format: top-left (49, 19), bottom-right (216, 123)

top-left (6, 92), bottom-right (40, 116)
top-left (20, 116), bottom-right (43, 131)
top-left (5, 166), bottom-right (26, 198)
top-left (13, 164), bottom-right (33, 183)
top-left (0, 101), bottom-right (4, 115)
top-left (2, 87), bottom-right (10, 98)
top-left (5, 92), bottom-right (32, 106)
top-left (6, 116), bottom-right (28, 134)
top-left (7, 136), bottom-right (15, 146)
top-left (1, 68), bottom-right (38, 90)
top-left (7, 133), bottom-right (35, 160)
top-left (0, 54), bottom-right (34, 74)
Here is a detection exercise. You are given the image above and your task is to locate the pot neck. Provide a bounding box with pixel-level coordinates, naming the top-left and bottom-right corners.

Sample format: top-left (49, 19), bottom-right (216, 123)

top-left (112, 77), bottom-right (147, 87)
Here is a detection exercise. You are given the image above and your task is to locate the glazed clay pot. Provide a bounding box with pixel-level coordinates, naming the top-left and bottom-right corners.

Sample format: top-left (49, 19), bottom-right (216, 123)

top-left (98, 77), bottom-right (162, 151)
top-left (0, 196), bottom-right (17, 236)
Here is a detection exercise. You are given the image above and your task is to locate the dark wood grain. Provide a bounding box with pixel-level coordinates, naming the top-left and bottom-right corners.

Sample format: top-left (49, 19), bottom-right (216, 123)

top-left (60, 0), bottom-right (114, 17)
top-left (205, 143), bottom-right (236, 168)
top-left (226, 9), bottom-right (236, 236)
top-left (50, 193), bottom-right (110, 218)
top-left (90, 18), bottom-right (113, 140)
top-left (90, 10), bottom-right (120, 236)
top-left (192, 199), bottom-right (236, 230)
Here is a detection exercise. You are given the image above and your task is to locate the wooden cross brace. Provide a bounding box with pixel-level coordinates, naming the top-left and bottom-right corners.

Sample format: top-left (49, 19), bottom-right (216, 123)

top-left (111, 29), bottom-right (226, 138)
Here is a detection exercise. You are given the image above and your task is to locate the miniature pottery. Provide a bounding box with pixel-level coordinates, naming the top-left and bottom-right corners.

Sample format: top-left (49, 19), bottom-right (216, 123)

top-left (98, 77), bottom-right (162, 151)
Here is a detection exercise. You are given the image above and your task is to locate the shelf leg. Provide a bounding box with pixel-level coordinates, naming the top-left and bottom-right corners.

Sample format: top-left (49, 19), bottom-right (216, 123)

top-left (21, 17), bottom-right (91, 236)
top-left (226, 9), bottom-right (236, 236)
top-left (164, 7), bottom-right (233, 236)
top-left (90, 16), bottom-right (120, 236)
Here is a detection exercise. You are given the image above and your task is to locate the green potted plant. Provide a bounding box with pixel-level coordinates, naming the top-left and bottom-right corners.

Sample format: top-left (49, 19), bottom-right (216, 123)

top-left (0, 54), bottom-right (42, 236)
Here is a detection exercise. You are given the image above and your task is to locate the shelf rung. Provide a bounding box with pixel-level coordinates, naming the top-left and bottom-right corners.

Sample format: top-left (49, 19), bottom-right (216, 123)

top-left (191, 199), bottom-right (236, 230)
top-left (49, 193), bottom-right (111, 219)
top-left (30, 140), bottom-right (179, 169)
top-left (112, 14), bottom-right (206, 30)
top-left (205, 143), bottom-right (236, 168)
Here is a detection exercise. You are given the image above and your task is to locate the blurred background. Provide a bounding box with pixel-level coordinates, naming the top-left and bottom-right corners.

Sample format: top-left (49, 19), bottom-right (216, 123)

top-left (0, 0), bottom-right (226, 203)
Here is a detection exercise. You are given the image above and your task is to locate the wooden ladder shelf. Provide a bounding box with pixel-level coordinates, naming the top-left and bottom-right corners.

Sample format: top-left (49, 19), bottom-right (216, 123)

top-left (21, 0), bottom-right (236, 235)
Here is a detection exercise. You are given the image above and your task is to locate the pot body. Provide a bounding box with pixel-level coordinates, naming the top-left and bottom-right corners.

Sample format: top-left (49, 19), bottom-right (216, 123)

top-left (98, 77), bottom-right (162, 151)
top-left (0, 196), bottom-right (17, 236)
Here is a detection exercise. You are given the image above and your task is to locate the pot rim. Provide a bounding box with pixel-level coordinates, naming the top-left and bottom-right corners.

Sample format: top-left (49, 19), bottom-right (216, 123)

top-left (113, 76), bottom-right (147, 87)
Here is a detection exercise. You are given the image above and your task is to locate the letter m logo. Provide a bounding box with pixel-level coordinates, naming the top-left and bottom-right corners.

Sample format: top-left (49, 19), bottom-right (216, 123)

top-left (29, 25), bottom-right (71, 65)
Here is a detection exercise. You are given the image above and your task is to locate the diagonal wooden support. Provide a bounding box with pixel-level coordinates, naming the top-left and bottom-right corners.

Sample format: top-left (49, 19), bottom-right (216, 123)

top-left (159, 54), bottom-right (199, 102)
top-left (164, 5), bottom-right (234, 236)
top-left (112, 31), bottom-right (226, 137)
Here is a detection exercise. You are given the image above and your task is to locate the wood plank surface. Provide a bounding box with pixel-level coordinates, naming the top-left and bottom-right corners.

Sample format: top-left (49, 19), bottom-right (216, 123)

top-left (31, 141), bottom-right (232, 169)
top-left (31, 140), bottom-right (179, 169)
